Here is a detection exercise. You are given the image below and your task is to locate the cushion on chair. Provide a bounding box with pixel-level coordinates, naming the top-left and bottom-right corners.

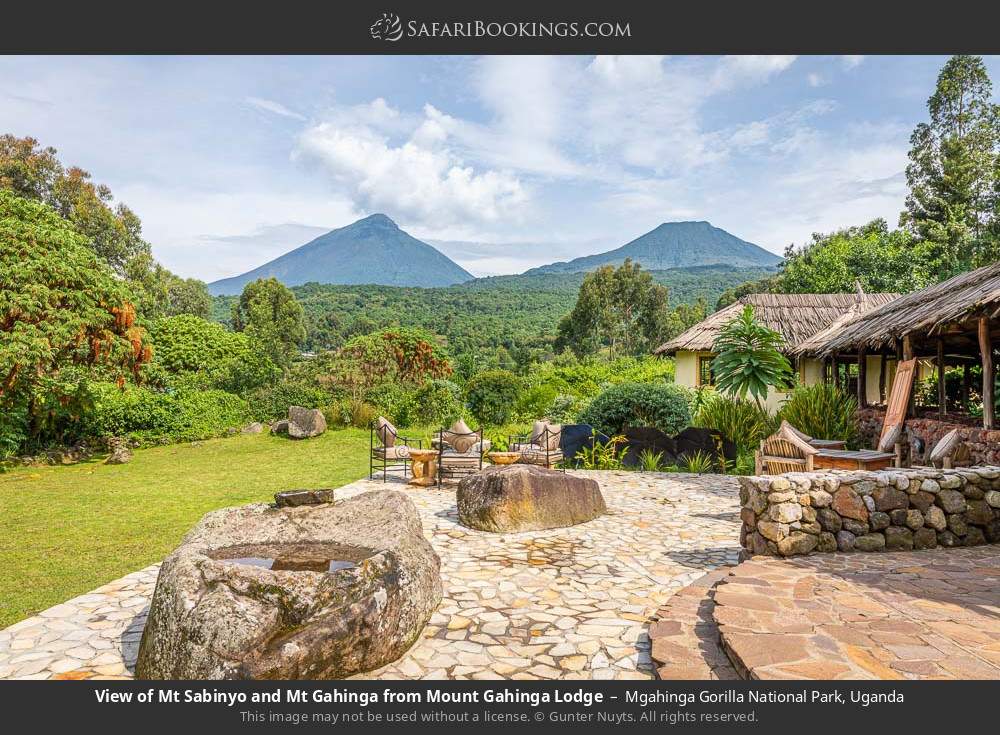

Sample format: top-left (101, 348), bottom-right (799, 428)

top-left (372, 445), bottom-right (410, 459)
top-left (442, 419), bottom-right (476, 452)
top-left (544, 424), bottom-right (562, 450)
top-left (877, 422), bottom-right (902, 453)
top-left (376, 416), bottom-right (397, 447)
top-left (929, 428), bottom-right (961, 463)
top-left (520, 448), bottom-right (564, 465)
top-left (530, 420), bottom-right (548, 444)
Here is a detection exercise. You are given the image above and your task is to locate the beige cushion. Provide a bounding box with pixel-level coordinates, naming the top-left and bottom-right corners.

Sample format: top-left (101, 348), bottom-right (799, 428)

top-left (930, 428), bottom-right (961, 463)
top-left (372, 445), bottom-right (410, 459)
top-left (544, 424), bottom-right (562, 450)
top-left (520, 448), bottom-right (564, 465)
top-left (376, 416), bottom-right (397, 448)
top-left (443, 418), bottom-right (476, 453)
top-left (530, 420), bottom-right (548, 444)
top-left (877, 422), bottom-right (902, 453)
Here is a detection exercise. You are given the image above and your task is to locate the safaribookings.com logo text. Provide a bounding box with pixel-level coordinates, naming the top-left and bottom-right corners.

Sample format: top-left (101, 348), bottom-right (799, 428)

top-left (370, 13), bottom-right (631, 42)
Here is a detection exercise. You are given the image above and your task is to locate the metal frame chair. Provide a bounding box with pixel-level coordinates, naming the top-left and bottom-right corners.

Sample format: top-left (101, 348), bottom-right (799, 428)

top-left (436, 427), bottom-right (484, 486)
top-left (369, 420), bottom-right (422, 482)
top-left (509, 424), bottom-right (565, 470)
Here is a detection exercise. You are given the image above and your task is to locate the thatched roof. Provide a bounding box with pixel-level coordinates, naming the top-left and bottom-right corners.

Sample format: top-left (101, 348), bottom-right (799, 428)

top-left (653, 292), bottom-right (900, 355)
top-left (808, 261), bottom-right (1000, 356)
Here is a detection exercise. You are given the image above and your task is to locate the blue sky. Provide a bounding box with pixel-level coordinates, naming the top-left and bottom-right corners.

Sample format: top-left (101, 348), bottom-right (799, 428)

top-left (2, 55), bottom-right (997, 280)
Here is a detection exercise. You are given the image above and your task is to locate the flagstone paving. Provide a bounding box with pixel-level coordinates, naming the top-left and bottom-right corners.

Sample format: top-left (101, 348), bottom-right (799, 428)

top-left (0, 471), bottom-right (743, 680)
top-left (713, 545), bottom-right (1000, 680)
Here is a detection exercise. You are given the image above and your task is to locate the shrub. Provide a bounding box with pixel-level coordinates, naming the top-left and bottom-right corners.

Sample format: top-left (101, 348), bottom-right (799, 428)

top-left (88, 383), bottom-right (253, 444)
top-left (693, 392), bottom-right (777, 453)
top-left (577, 382), bottom-right (692, 436)
top-left (546, 394), bottom-right (588, 424)
top-left (514, 382), bottom-right (560, 423)
top-left (465, 370), bottom-right (521, 426)
top-left (324, 399), bottom-right (377, 429)
top-left (412, 379), bottom-right (463, 427)
top-left (247, 381), bottom-right (328, 422)
top-left (778, 383), bottom-right (859, 447)
top-left (147, 314), bottom-right (279, 394)
top-left (363, 382), bottom-right (416, 427)
top-left (576, 433), bottom-right (627, 470)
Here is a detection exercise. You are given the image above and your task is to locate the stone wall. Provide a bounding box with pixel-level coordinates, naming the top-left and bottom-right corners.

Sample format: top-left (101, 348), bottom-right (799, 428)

top-left (857, 407), bottom-right (1000, 465)
top-left (738, 467), bottom-right (1000, 557)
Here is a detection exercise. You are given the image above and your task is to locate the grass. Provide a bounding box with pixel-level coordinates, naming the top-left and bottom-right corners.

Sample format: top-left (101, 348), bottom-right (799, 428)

top-left (0, 428), bottom-right (374, 629)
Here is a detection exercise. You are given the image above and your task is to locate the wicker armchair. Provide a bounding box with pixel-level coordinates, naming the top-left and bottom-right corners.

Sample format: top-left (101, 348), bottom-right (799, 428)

top-left (510, 421), bottom-right (564, 470)
top-left (436, 422), bottom-right (486, 486)
top-left (370, 416), bottom-right (422, 482)
top-left (754, 422), bottom-right (819, 475)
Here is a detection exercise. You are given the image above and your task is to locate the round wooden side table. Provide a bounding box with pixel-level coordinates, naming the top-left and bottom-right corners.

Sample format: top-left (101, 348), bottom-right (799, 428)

top-left (407, 449), bottom-right (439, 487)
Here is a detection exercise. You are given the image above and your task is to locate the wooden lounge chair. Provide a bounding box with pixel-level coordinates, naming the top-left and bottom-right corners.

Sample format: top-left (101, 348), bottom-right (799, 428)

top-left (781, 420), bottom-right (847, 450)
top-left (754, 423), bottom-right (818, 474)
top-left (510, 420), bottom-right (564, 470)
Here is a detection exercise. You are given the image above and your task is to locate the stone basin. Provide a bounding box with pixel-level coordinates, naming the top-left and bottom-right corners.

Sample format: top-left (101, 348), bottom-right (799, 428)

top-left (135, 490), bottom-right (442, 680)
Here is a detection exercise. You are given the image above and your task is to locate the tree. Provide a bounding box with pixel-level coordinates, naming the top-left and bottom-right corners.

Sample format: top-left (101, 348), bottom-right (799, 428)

top-left (0, 191), bottom-right (152, 454)
top-left (555, 259), bottom-right (676, 359)
top-left (779, 219), bottom-right (935, 294)
top-left (320, 327), bottom-right (452, 399)
top-left (0, 134), bottom-right (197, 321)
top-left (465, 369), bottom-right (521, 426)
top-left (231, 278), bottom-right (306, 366)
top-left (902, 55), bottom-right (1000, 274)
top-left (711, 306), bottom-right (792, 407)
top-left (165, 276), bottom-right (212, 319)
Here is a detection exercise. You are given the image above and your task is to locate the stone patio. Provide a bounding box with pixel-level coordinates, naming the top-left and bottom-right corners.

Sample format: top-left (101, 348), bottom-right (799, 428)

top-left (714, 545), bottom-right (1000, 679)
top-left (0, 471), bottom-right (742, 680)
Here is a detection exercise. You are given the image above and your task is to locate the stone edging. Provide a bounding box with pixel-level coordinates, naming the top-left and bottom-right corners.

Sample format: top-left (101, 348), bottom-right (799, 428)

top-left (739, 466), bottom-right (1000, 557)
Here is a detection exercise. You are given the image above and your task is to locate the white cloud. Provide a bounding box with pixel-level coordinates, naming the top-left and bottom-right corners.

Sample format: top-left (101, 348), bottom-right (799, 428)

top-left (841, 55), bottom-right (866, 70)
top-left (295, 105), bottom-right (529, 229)
top-left (807, 72), bottom-right (827, 88)
top-left (245, 97), bottom-right (305, 120)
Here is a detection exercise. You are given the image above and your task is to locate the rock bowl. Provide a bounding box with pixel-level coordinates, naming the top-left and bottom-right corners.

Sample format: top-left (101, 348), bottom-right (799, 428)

top-left (135, 490), bottom-right (441, 679)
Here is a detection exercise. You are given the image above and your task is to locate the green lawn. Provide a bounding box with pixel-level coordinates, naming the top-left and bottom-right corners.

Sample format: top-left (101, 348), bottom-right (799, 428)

top-left (0, 428), bottom-right (378, 629)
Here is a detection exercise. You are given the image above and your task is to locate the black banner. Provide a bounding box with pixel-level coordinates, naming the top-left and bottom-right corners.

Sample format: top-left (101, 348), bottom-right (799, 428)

top-left (0, 680), bottom-right (992, 731)
top-left (2, 0), bottom-right (1000, 54)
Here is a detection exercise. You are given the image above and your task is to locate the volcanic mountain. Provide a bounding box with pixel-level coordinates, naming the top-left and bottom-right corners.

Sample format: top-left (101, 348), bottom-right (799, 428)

top-left (208, 214), bottom-right (474, 295)
top-left (524, 221), bottom-right (781, 275)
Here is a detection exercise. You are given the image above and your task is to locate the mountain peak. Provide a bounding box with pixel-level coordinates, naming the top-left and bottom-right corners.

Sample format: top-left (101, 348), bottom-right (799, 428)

top-left (524, 221), bottom-right (781, 276)
top-left (208, 214), bottom-right (471, 295)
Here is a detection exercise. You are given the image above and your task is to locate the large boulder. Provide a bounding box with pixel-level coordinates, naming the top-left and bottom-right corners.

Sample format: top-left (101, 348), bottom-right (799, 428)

top-left (287, 406), bottom-right (327, 439)
top-left (457, 464), bottom-right (606, 532)
top-left (136, 490), bottom-right (441, 680)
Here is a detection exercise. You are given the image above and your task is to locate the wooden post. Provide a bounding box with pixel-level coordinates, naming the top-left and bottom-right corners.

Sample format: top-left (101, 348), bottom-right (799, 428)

top-left (937, 338), bottom-right (946, 417)
top-left (857, 347), bottom-right (867, 408)
top-left (879, 353), bottom-right (888, 404)
top-left (979, 316), bottom-right (995, 430)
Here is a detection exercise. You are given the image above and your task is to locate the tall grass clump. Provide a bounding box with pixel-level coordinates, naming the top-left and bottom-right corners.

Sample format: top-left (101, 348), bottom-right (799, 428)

top-left (778, 384), bottom-right (859, 447)
top-left (693, 392), bottom-right (777, 453)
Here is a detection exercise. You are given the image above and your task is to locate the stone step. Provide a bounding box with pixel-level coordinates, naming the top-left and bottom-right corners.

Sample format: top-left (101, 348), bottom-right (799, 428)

top-left (649, 567), bottom-right (742, 680)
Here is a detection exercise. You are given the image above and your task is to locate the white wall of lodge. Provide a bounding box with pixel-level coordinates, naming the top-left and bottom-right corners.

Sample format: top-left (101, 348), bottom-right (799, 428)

top-left (671, 351), bottom-right (927, 413)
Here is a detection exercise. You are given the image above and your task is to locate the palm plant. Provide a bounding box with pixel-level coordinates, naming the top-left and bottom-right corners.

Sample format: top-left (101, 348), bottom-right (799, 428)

top-left (711, 306), bottom-right (792, 408)
top-left (679, 450), bottom-right (715, 474)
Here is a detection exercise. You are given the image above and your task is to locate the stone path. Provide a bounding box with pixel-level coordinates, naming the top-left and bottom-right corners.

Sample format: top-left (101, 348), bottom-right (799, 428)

top-left (713, 545), bottom-right (1000, 679)
top-left (0, 471), bottom-right (743, 680)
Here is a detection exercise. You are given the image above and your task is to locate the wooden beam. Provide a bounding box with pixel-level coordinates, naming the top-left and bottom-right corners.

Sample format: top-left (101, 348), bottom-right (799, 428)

top-left (857, 347), bottom-right (867, 408)
top-left (979, 316), bottom-right (995, 430)
top-left (879, 353), bottom-right (888, 404)
top-left (937, 338), bottom-right (946, 417)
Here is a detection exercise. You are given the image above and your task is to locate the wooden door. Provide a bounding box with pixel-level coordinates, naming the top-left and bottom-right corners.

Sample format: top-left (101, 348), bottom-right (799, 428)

top-left (879, 358), bottom-right (916, 450)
